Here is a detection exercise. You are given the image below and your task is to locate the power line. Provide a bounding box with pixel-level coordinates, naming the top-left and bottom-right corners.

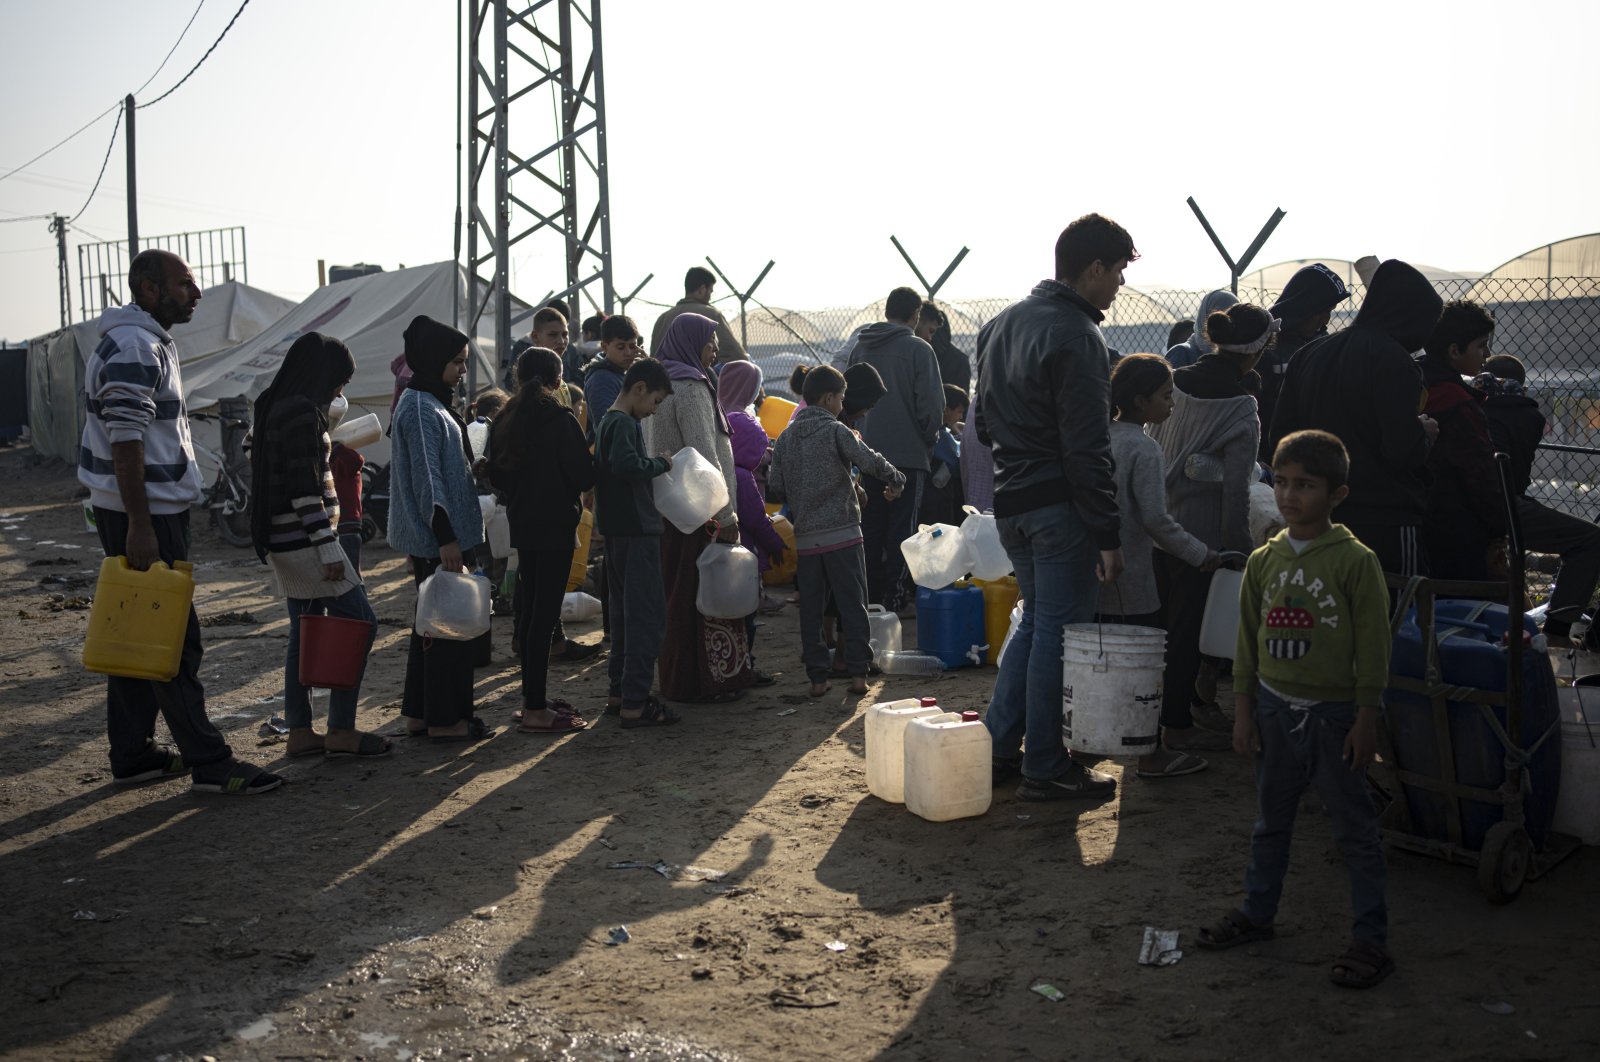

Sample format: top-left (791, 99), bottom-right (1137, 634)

top-left (0, 214), bottom-right (55, 225)
top-left (139, 0), bottom-right (251, 110)
top-left (0, 101), bottom-right (122, 187)
top-left (71, 106), bottom-right (124, 221)
top-left (134, 0), bottom-right (209, 98)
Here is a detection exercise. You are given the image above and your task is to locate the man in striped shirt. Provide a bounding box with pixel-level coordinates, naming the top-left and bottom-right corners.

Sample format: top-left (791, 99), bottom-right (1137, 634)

top-left (80, 250), bottom-right (283, 795)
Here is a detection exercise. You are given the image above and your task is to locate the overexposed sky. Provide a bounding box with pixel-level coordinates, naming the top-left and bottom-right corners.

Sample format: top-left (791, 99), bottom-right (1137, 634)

top-left (2, 0), bottom-right (1598, 341)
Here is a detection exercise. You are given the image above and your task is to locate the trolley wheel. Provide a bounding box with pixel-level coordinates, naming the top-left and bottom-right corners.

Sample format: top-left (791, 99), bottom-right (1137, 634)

top-left (361, 514), bottom-right (380, 544)
top-left (1477, 821), bottom-right (1532, 904)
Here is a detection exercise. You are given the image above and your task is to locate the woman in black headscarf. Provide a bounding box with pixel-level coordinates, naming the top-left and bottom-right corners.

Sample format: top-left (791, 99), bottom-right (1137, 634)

top-left (250, 332), bottom-right (388, 758)
top-left (390, 315), bottom-right (489, 741)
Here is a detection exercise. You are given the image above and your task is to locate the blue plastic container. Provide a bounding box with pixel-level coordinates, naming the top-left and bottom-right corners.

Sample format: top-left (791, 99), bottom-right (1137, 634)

top-left (1386, 599), bottom-right (1562, 852)
top-left (916, 583), bottom-right (987, 669)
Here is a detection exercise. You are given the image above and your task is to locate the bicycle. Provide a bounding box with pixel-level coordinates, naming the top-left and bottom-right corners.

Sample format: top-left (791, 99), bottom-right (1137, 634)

top-left (188, 410), bottom-right (253, 547)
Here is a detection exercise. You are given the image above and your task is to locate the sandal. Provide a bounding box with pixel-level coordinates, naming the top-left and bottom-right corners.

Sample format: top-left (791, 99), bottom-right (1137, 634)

top-left (1135, 751), bottom-right (1209, 779)
top-left (620, 698), bottom-right (680, 729)
top-left (325, 733), bottom-right (393, 759)
top-left (430, 716), bottom-right (492, 743)
top-left (112, 743), bottom-right (190, 785)
top-left (1196, 909), bottom-right (1274, 950)
top-left (1330, 940), bottom-right (1395, 989)
top-left (191, 759), bottom-right (284, 796)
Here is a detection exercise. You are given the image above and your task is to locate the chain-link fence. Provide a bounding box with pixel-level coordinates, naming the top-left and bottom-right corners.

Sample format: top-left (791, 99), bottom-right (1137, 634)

top-left (630, 275), bottom-right (1600, 522)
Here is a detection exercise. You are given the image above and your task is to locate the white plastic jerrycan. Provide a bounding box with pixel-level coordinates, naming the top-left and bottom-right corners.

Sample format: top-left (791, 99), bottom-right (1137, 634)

top-left (695, 542), bottom-right (761, 618)
top-left (865, 696), bottom-right (942, 804)
top-left (959, 506), bottom-right (1012, 581)
top-left (867, 605), bottom-right (902, 658)
top-left (654, 446), bottom-right (729, 534)
top-left (415, 570), bottom-right (492, 640)
top-left (900, 522), bottom-right (975, 589)
top-left (904, 710), bottom-right (993, 821)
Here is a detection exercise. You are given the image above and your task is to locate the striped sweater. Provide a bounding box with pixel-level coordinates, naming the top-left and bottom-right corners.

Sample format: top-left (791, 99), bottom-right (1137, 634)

top-left (259, 398), bottom-right (345, 562)
top-left (78, 305), bottom-right (204, 514)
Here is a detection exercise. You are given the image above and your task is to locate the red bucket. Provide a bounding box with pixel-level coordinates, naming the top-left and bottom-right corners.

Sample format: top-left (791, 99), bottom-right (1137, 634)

top-left (298, 614), bottom-right (375, 690)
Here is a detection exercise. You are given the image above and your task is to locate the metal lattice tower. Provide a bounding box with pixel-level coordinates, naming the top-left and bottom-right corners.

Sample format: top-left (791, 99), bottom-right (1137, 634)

top-left (465, 0), bottom-right (615, 386)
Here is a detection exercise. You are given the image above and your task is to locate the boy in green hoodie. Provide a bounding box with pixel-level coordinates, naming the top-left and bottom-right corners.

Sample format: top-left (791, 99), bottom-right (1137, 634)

top-left (1197, 430), bottom-right (1394, 990)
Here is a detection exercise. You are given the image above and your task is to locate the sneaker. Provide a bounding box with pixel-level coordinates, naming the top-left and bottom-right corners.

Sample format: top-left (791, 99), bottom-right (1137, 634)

top-left (112, 743), bottom-right (189, 786)
top-left (1018, 762), bottom-right (1117, 801)
top-left (992, 757), bottom-right (1023, 785)
top-left (190, 759), bottom-right (284, 796)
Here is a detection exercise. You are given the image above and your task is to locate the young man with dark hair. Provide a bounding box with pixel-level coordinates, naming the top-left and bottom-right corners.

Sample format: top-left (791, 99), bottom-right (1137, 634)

top-left (1257, 264), bottom-right (1352, 462)
top-left (648, 266), bottom-right (748, 362)
top-left (847, 286), bottom-right (946, 613)
top-left (80, 250), bottom-right (283, 795)
top-left (976, 213), bottom-right (1133, 800)
top-left (1419, 300), bottom-right (1507, 578)
top-left (1269, 259), bottom-right (1443, 577)
top-left (1479, 354), bottom-right (1600, 644)
top-left (917, 299), bottom-right (972, 397)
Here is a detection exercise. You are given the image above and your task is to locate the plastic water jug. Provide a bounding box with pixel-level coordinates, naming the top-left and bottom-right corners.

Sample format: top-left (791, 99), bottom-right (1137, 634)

top-left (478, 496), bottom-right (512, 560)
top-left (297, 614), bottom-right (375, 690)
top-left (904, 710), bottom-right (993, 821)
top-left (757, 395), bottom-right (797, 440)
top-left (975, 576), bottom-right (1020, 666)
top-left (916, 583), bottom-right (987, 668)
top-left (561, 591), bottom-right (602, 623)
top-left (1062, 623), bottom-right (1166, 756)
top-left (1198, 568), bottom-right (1244, 659)
top-left (82, 556), bottom-right (195, 681)
top-left (866, 696), bottom-right (942, 803)
top-left (416, 570), bottom-right (492, 640)
top-left (995, 600), bottom-right (1025, 668)
top-left (696, 542), bottom-right (761, 619)
top-left (959, 507), bottom-right (1011, 581)
top-left (330, 412), bottom-right (382, 450)
top-left (901, 522), bottom-right (974, 589)
top-left (763, 514), bottom-right (798, 587)
top-left (877, 650), bottom-right (945, 676)
top-left (568, 508), bottom-right (593, 592)
top-left (867, 605), bottom-right (902, 658)
top-left (654, 446), bottom-right (729, 534)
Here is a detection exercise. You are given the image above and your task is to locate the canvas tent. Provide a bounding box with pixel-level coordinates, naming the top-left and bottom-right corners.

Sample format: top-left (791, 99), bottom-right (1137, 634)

top-left (25, 279), bottom-right (298, 463)
top-left (183, 261), bottom-right (523, 412)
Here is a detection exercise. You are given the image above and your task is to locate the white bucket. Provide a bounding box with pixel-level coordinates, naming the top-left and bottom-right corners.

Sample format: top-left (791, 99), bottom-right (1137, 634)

top-left (1554, 687), bottom-right (1600, 844)
top-left (1198, 569), bottom-right (1244, 659)
top-left (1062, 624), bottom-right (1166, 756)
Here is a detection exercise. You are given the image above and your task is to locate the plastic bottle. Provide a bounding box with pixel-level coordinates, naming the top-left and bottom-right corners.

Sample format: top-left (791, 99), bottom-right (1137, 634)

top-left (876, 650), bottom-right (945, 676)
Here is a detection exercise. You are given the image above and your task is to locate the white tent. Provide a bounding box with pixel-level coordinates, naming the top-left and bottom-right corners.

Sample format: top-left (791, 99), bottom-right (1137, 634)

top-left (183, 261), bottom-right (521, 411)
top-left (171, 280), bottom-right (297, 368)
top-left (25, 279), bottom-right (303, 463)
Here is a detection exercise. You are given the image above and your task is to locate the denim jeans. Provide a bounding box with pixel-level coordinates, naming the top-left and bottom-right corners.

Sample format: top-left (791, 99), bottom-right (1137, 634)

top-left (1241, 685), bottom-right (1388, 945)
top-left (285, 584), bottom-right (377, 731)
top-left (339, 532), bottom-right (363, 576)
top-left (605, 535), bottom-right (666, 706)
top-left (985, 501), bottom-right (1097, 781)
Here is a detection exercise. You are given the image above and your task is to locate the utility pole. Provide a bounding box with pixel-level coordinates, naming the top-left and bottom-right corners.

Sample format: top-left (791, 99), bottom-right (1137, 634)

top-left (124, 95), bottom-right (139, 257)
top-left (49, 214), bottom-right (71, 329)
top-left (1186, 196), bottom-right (1284, 295)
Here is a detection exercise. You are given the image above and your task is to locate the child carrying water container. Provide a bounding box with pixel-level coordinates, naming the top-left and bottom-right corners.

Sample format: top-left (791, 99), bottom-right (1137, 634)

top-left (768, 366), bottom-right (905, 699)
top-left (1197, 430), bottom-right (1393, 990)
top-left (1100, 354), bottom-right (1219, 778)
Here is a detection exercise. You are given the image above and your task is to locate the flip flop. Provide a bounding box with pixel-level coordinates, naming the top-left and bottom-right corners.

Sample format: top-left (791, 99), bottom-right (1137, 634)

top-left (1135, 752), bottom-right (1209, 779)
top-left (1330, 940), bottom-right (1395, 989)
top-left (430, 717), bottom-right (492, 743)
top-left (325, 733), bottom-right (393, 759)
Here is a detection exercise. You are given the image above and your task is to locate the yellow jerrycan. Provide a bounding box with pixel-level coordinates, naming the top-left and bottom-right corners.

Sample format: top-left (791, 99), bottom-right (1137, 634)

top-left (82, 556), bottom-right (196, 681)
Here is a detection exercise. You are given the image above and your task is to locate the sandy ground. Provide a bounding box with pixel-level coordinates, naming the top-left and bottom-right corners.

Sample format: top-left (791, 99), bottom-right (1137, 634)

top-left (1, 445), bottom-right (1598, 1062)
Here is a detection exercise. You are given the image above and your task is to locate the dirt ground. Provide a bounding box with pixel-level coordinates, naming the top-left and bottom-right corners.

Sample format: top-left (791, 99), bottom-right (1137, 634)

top-left (1, 444), bottom-right (1597, 1062)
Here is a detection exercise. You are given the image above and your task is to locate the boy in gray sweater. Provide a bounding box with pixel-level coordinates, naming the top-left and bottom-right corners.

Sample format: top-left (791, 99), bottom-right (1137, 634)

top-left (769, 366), bottom-right (906, 698)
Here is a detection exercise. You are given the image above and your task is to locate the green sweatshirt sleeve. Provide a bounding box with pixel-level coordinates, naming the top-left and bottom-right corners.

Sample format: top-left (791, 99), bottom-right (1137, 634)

top-left (1349, 550), bottom-right (1392, 706)
top-left (601, 413), bottom-right (669, 481)
top-left (1233, 548), bottom-right (1266, 698)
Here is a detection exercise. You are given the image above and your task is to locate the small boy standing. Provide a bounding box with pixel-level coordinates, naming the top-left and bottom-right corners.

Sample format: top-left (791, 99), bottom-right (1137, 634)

top-left (768, 365), bottom-right (905, 699)
top-left (594, 358), bottom-right (679, 728)
top-left (1199, 430), bottom-right (1394, 990)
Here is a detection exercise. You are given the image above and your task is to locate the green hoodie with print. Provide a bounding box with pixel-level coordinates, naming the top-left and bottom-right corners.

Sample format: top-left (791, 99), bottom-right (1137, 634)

top-left (1235, 524), bottom-right (1391, 706)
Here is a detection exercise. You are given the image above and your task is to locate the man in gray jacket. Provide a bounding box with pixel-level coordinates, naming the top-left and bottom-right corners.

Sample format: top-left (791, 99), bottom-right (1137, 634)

top-left (977, 214), bottom-right (1131, 801)
top-left (847, 286), bottom-right (946, 611)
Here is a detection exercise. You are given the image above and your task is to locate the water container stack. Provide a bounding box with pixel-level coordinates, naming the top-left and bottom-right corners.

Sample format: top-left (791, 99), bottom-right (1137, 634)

top-left (865, 697), bottom-right (992, 822)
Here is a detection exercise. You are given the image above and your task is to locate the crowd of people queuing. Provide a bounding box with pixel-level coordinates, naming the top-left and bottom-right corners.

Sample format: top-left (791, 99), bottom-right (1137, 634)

top-left (76, 215), bottom-right (1599, 991)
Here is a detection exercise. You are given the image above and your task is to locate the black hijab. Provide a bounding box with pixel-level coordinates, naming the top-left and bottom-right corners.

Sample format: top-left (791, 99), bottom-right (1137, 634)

top-left (249, 331), bottom-right (356, 559)
top-left (402, 314), bottom-right (473, 458)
